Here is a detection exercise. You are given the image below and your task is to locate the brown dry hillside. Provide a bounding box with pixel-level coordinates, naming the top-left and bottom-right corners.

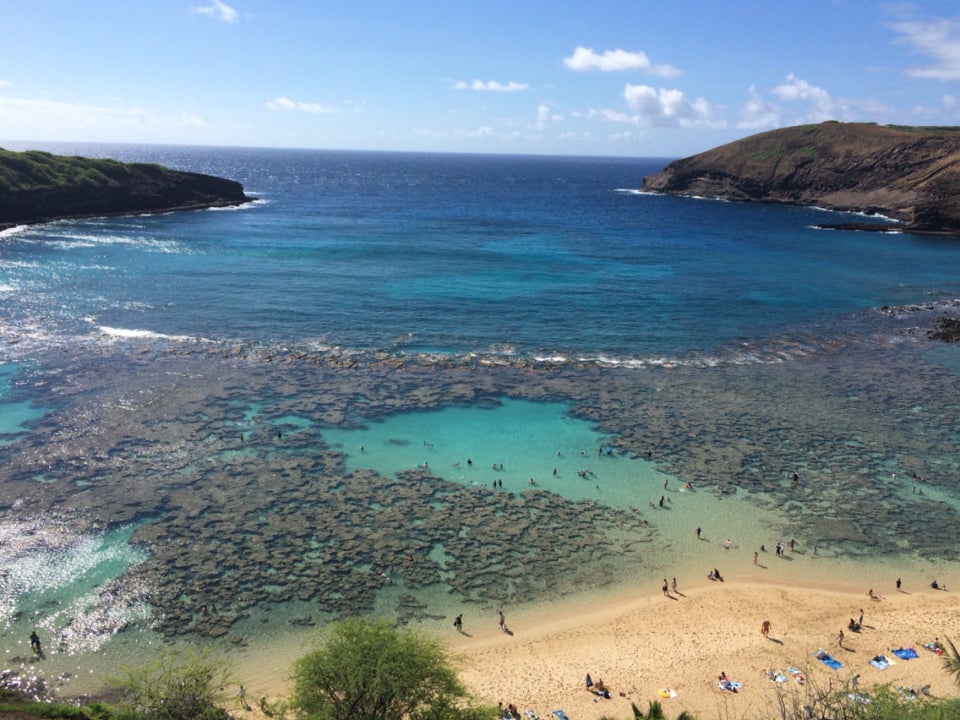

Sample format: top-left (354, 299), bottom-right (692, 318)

top-left (642, 121), bottom-right (960, 234)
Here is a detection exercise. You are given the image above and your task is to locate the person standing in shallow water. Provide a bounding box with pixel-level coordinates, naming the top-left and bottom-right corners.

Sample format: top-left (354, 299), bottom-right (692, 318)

top-left (29, 630), bottom-right (42, 656)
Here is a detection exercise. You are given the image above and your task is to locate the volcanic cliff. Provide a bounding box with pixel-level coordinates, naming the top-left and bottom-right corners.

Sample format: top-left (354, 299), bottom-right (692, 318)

top-left (0, 147), bottom-right (253, 230)
top-left (642, 122), bottom-right (960, 235)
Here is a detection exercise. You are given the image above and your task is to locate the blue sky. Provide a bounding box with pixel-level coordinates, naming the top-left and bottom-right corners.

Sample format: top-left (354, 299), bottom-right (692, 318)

top-left (2, 1), bottom-right (960, 157)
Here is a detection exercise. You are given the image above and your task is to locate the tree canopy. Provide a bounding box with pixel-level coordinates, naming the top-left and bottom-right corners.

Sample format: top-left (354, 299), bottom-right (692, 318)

top-left (290, 617), bottom-right (493, 720)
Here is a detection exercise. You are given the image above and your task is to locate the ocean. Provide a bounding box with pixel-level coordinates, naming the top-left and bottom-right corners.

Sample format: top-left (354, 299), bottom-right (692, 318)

top-left (1, 143), bottom-right (959, 698)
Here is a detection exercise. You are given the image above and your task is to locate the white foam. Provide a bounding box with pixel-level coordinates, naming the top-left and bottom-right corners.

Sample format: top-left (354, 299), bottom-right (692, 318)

top-left (98, 326), bottom-right (195, 342)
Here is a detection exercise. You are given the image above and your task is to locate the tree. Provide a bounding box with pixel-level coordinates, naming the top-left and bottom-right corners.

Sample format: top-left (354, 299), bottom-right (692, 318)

top-left (110, 647), bottom-right (233, 720)
top-left (943, 636), bottom-right (960, 688)
top-left (626, 701), bottom-right (696, 720)
top-left (290, 617), bottom-right (495, 720)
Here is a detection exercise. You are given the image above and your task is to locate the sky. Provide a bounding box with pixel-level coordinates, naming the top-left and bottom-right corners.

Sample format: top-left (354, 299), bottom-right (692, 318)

top-left (2, 1), bottom-right (960, 157)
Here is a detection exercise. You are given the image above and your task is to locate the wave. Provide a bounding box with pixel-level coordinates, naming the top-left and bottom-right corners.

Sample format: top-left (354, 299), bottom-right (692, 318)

top-left (2, 298), bottom-right (956, 375)
top-left (97, 326), bottom-right (203, 342)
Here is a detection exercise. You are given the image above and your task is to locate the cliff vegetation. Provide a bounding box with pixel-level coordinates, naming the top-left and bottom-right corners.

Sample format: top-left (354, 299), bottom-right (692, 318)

top-left (0, 148), bottom-right (252, 229)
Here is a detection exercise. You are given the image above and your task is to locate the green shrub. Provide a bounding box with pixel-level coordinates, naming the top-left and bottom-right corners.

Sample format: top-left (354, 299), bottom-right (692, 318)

top-left (291, 617), bottom-right (495, 720)
top-left (108, 647), bottom-right (233, 720)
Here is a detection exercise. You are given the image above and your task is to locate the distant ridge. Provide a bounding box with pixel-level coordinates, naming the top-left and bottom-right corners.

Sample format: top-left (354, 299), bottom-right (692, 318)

top-left (0, 147), bottom-right (253, 230)
top-left (642, 121), bottom-right (960, 235)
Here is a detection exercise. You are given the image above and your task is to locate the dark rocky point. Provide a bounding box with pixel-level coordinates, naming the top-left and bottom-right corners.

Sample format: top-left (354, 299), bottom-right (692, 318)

top-left (0, 147), bottom-right (254, 230)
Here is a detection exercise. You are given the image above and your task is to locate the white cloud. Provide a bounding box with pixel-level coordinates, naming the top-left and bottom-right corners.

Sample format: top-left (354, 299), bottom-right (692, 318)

top-left (737, 84), bottom-right (782, 130)
top-left (179, 112), bottom-right (205, 127)
top-left (771, 73), bottom-right (838, 122)
top-left (465, 80), bottom-right (529, 93)
top-left (619, 84), bottom-right (724, 128)
top-left (0, 79), bottom-right (10, 87)
top-left (456, 126), bottom-right (495, 138)
top-left (531, 103), bottom-right (563, 130)
top-left (563, 46), bottom-right (680, 77)
top-left (891, 17), bottom-right (960, 81)
top-left (190, 0), bottom-right (239, 23)
top-left (0, 94), bottom-right (207, 139)
top-left (266, 97), bottom-right (343, 114)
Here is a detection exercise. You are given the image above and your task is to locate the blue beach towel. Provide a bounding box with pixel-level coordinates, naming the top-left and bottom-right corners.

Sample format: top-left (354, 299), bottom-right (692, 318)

top-left (892, 647), bottom-right (919, 660)
top-left (870, 655), bottom-right (890, 670)
top-left (814, 651), bottom-right (842, 669)
top-left (552, 711), bottom-right (570, 720)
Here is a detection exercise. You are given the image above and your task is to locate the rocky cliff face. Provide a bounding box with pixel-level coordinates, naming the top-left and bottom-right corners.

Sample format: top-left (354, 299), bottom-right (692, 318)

top-left (0, 149), bottom-right (253, 229)
top-left (642, 122), bottom-right (960, 235)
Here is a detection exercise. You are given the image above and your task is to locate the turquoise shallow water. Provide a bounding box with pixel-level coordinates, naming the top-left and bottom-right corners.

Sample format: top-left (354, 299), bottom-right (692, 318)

top-left (0, 364), bottom-right (45, 445)
top-left (322, 398), bottom-right (672, 508)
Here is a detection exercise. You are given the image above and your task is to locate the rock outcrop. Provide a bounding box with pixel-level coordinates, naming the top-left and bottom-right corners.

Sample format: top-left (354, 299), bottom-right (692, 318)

top-left (642, 122), bottom-right (960, 235)
top-left (0, 148), bottom-right (253, 230)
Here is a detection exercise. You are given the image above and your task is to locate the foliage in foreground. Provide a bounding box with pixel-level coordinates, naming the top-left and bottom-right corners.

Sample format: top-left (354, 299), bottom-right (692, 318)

top-left (107, 647), bottom-right (233, 720)
top-left (942, 635), bottom-right (960, 689)
top-left (290, 617), bottom-right (495, 720)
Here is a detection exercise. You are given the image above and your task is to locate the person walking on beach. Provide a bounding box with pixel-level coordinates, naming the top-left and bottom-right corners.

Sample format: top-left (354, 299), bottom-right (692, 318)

top-left (662, 579), bottom-right (669, 596)
top-left (454, 614), bottom-right (463, 632)
top-left (761, 620), bottom-right (771, 637)
top-left (696, 526), bottom-right (701, 539)
top-left (837, 629), bottom-right (845, 647)
top-left (498, 610), bottom-right (505, 631)
top-left (896, 577), bottom-right (902, 591)
top-left (671, 577), bottom-right (678, 594)
top-left (753, 551), bottom-right (758, 565)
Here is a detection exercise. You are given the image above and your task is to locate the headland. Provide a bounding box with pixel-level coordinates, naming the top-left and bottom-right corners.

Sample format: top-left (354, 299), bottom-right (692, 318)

top-left (642, 122), bottom-right (960, 235)
top-left (0, 147), bottom-right (253, 230)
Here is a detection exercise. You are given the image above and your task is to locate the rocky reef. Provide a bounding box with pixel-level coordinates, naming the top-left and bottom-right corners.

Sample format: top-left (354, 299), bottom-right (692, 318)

top-left (642, 122), bottom-right (960, 235)
top-left (0, 147), bottom-right (253, 230)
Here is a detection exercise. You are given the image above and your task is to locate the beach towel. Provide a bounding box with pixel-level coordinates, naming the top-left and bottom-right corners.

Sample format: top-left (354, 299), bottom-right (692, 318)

top-left (814, 651), bottom-right (842, 670)
top-left (870, 655), bottom-right (889, 670)
top-left (552, 711), bottom-right (570, 720)
top-left (892, 647), bottom-right (919, 660)
top-left (524, 712), bottom-right (540, 720)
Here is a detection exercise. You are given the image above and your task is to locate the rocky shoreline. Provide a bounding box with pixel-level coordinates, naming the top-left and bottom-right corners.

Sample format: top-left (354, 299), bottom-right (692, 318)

top-left (0, 147), bottom-right (254, 231)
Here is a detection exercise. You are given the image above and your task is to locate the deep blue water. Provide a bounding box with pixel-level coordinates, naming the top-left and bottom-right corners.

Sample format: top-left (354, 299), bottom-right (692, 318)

top-left (3, 144), bottom-right (957, 364)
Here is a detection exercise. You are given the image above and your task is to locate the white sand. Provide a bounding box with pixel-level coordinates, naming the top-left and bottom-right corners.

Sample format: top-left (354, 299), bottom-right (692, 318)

top-left (448, 579), bottom-right (960, 720)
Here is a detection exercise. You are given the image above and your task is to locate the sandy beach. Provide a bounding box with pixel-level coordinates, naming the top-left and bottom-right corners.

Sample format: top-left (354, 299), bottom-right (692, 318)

top-left (446, 578), bottom-right (960, 720)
